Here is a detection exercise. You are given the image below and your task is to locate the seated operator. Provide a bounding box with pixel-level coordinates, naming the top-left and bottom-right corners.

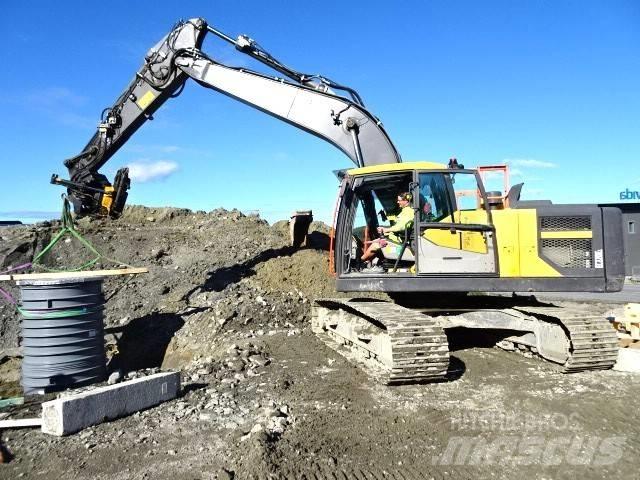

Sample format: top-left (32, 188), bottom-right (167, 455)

top-left (361, 192), bottom-right (414, 269)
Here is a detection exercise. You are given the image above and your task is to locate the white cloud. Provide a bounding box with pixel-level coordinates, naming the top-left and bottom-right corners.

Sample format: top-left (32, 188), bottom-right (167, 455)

top-left (0, 210), bottom-right (59, 219)
top-left (0, 211), bottom-right (59, 224)
top-left (523, 188), bottom-right (545, 196)
top-left (161, 145), bottom-right (180, 153)
top-left (25, 87), bottom-right (88, 108)
top-left (480, 171), bottom-right (503, 180)
top-left (509, 168), bottom-right (524, 178)
top-left (505, 158), bottom-right (558, 168)
top-left (124, 144), bottom-right (181, 154)
top-left (127, 160), bottom-right (179, 183)
top-left (0, 87), bottom-right (94, 129)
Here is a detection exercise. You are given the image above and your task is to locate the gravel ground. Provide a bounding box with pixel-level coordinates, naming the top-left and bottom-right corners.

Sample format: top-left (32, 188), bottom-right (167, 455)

top-left (0, 206), bottom-right (638, 479)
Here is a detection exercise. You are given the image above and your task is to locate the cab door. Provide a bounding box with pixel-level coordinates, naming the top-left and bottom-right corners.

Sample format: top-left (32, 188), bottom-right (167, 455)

top-left (416, 170), bottom-right (498, 275)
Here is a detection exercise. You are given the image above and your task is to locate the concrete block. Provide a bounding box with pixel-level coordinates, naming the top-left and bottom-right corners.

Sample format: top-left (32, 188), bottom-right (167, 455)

top-left (41, 372), bottom-right (180, 436)
top-left (613, 348), bottom-right (640, 373)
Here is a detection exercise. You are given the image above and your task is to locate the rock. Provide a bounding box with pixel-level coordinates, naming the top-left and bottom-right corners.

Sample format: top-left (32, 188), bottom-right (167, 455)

top-left (248, 355), bottom-right (269, 367)
top-left (263, 407), bottom-right (281, 418)
top-left (496, 340), bottom-right (515, 351)
top-left (218, 468), bottom-right (235, 480)
top-left (107, 370), bottom-right (123, 385)
top-left (227, 359), bottom-right (244, 372)
top-left (250, 423), bottom-right (263, 434)
top-left (267, 416), bottom-right (288, 435)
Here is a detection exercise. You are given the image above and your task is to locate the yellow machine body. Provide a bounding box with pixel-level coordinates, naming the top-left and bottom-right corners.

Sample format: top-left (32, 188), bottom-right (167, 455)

top-left (343, 162), bottom-right (609, 282)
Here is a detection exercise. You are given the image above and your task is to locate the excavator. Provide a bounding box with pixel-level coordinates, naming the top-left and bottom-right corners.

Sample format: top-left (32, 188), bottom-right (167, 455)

top-left (52, 18), bottom-right (625, 384)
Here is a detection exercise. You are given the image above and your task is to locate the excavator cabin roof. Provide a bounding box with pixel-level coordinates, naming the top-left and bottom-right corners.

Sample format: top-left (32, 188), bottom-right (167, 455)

top-left (346, 161), bottom-right (447, 177)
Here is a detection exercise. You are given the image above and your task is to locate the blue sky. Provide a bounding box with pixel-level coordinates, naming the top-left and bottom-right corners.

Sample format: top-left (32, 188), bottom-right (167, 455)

top-left (1, 1), bottom-right (638, 224)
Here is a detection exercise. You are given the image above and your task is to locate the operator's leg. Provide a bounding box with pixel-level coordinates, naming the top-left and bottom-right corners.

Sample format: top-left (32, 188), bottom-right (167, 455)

top-left (361, 239), bottom-right (382, 263)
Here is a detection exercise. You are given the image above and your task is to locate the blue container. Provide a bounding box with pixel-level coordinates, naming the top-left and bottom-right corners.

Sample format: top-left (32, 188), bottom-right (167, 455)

top-left (19, 278), bottom-right (107, 395)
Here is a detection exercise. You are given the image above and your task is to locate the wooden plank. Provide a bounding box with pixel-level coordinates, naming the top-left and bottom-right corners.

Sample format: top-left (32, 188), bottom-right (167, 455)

top-left (0, 418), bottom-right (42, 429)
top-left (0, 267), bottom-right (148, 282)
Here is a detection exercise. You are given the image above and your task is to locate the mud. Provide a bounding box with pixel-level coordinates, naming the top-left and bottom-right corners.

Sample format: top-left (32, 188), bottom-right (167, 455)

top-left (0, 206), bottom-right (638, 479)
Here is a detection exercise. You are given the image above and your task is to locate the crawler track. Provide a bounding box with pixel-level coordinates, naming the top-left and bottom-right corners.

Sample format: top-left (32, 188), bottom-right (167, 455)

top-left (312, 299), bottom-right (449, 384)
top-left (514, 306), bottom-right (619, 372)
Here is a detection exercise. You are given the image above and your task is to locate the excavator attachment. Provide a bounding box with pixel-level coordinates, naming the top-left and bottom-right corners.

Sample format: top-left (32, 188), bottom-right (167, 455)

top-left (290, 211), bottom-right (313, 248)
top-left (50, 167), bottom-right (130, 218)
top-left (110, 168), bottom-right (130, 218)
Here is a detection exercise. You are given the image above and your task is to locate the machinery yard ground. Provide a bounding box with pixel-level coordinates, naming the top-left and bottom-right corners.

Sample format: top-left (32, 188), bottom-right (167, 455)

top-left (1, 206), bottom-right (638, 479)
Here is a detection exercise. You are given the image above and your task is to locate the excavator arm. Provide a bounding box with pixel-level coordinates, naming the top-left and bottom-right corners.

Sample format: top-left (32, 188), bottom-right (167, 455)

top-left (52, 18), bottom-right (401, 217)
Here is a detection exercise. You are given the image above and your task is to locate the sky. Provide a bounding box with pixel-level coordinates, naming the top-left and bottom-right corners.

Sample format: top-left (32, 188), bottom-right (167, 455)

top-left (0, 0), bottom-right (639, 224)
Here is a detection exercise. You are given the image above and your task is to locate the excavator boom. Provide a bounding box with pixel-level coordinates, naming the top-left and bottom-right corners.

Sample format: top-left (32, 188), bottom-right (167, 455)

top-left (53, 18), bottom-right (401, 217)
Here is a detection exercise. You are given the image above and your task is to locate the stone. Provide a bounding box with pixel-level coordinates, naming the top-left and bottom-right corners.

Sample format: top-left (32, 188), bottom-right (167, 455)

top-left (248, 355), bottom-right (269, 367)
top-left (250, 423), bottom-right (263, 434)
top-left (613, 348), bottom-right (640, 372)
top-left (107, 370), bottom-right (123, 385)
top-left (218, 469), bottom-right (235, 480)
top-left (228, 359), bottom-right (244, 372)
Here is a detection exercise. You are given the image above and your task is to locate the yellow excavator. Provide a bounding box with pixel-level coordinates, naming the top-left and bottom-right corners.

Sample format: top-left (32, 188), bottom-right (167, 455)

top-left (52, 18), bottom-right (624, 384)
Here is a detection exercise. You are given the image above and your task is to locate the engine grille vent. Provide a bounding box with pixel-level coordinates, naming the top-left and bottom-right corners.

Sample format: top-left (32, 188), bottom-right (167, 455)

top-left (541, 238), bottom-right (593, 269)
top-left (540, 216), bottom-right (591, 231)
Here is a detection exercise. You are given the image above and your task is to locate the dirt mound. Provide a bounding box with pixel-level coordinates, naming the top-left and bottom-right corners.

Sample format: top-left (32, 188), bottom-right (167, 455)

top-left (0, 205), bottom-right (338, 368)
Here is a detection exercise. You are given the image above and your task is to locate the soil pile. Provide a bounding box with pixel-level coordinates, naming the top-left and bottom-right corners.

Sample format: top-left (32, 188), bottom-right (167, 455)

top-left (0, 206), bottom-right (349, 358)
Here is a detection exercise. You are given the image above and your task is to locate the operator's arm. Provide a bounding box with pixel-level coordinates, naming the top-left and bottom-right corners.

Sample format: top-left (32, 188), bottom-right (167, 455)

top-left (382, 207), bottom-right (414, 233)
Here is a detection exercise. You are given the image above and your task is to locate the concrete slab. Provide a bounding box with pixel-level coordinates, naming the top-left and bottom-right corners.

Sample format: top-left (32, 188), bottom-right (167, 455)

top-left (41, 372), bottom-right (180, 436)
top-left (613, 348), bottom-right (640, 373)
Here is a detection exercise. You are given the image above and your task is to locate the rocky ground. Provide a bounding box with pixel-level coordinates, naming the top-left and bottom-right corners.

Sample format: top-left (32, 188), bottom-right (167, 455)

top-left (0, 206), bottom-right (638, 479)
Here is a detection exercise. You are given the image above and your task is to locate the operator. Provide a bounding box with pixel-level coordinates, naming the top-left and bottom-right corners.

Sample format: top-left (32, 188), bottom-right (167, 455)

top-left (361, 192), bottom-right (414, 269)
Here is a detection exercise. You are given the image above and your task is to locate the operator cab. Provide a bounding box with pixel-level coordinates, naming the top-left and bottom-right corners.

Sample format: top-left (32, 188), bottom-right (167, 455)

top-left (332, 162), bottom-right (499, 278)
